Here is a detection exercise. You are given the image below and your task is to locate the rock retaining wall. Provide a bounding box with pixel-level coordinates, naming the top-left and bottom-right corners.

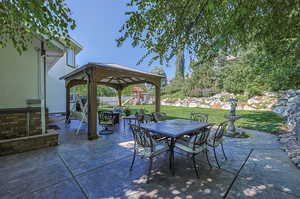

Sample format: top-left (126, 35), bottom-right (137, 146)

top-left (161, 92), bottom-right (278, 111)
top-left (271, 90), bottom-right (300, 168)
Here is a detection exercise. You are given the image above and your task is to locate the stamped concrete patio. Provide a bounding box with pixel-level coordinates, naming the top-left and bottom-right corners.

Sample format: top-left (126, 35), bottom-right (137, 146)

top-left (1, 117), bottom-right (300, 199)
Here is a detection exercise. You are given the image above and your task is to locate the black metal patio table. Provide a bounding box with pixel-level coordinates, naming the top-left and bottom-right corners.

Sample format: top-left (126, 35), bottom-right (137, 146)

top-left (140, 119), bottom-right (210, 175)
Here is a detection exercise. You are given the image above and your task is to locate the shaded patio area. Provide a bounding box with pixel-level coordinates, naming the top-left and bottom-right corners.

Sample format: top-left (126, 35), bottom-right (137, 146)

top-left (1, 117), bottom-right (300, 199)
top-left (60, 63), bottom-right (163, 140)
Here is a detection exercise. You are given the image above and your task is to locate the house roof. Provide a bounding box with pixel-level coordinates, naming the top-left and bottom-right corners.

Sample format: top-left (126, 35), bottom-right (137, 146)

top-left (59, 37), bottom-right (83, 54)
top-left (44, 36), bottom-right (82, 68)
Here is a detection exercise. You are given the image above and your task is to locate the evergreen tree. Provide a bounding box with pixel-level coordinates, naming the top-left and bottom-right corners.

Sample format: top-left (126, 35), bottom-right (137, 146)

top-left (175, 48), bottom-right (185, 79)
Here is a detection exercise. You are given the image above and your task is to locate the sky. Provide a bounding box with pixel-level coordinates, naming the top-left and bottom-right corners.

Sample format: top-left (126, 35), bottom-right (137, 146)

top-left (65, 0), bottom-right (180, 79)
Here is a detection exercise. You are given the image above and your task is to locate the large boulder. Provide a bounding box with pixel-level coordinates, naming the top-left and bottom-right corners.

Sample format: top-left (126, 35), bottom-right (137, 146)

top-left (288, 95), bottom-right (300, 104)
top-left (272, 106), bottom-right (286, 115)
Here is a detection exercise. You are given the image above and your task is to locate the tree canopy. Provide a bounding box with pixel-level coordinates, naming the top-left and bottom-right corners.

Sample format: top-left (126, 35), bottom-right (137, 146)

top-left (151, 66), bottom-right (167, 87)
top-left (117, 0), bottom-right (300, 64)
top-left (0, 0), bottom-right (75, 53)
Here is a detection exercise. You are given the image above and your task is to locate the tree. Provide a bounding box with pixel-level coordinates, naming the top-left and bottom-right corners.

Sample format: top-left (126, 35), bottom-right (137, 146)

top-left (151, 66), bottom-right (167, 87)
top-left (175, 48), bottom-right (185, 79)
top-left (221, 44), bottom-right (300, 96)
top-left (185, 61), bottom-right (220, 97)
top-left (117, 0), bottom-right (300, 64)
top-left (71, 85), bottom-right (117, 97)
top-left (0, 0), bottom-right (76, 53)
top-left (97, 86), bottom-right (116, 97)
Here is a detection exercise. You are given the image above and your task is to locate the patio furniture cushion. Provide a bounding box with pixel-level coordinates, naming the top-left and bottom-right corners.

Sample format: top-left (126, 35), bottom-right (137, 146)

top-left (136, 143), bottom-right (169, 157)
top-left (101, 121), bottom-right (113, 125)
top-left (176, 134), bottom-right (202, 147)
top-left (207, 136), bottom-right (224, 147)
top-left (175, 141), bottom-right (207, 154)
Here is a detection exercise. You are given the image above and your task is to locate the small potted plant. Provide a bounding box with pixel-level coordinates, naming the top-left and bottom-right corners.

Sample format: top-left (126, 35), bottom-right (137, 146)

top-left (123, 108), bottom-right (131, 116)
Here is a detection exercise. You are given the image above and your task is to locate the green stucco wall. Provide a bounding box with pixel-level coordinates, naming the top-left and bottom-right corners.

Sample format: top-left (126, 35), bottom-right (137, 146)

top-left (0, 43), bottom-right (40, 108)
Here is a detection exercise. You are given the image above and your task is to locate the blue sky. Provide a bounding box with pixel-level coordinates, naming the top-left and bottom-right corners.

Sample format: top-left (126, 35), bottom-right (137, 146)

top-left (66, 0), bottom-right (182, 78)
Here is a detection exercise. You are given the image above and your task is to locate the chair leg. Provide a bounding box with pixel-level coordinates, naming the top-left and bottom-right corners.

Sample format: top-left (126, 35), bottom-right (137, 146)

top-left (169, 150), bottom-right (172, 170)
top-left (213, 146), bottom-right (221, 168)
top-left (221, 143), bottom-right (227, 160)
top-left (205, 149), bottom-right (212, 169)
top-left (147, 157), bottom-right (153, 183)
top-left (129, 149), bottom-right (136, 171)
top-left (192, 154), bottom-right (199, 178)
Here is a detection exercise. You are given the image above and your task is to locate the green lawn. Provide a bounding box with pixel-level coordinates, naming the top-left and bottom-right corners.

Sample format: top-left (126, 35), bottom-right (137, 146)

top-left (100, 105), bottom-right (284, 133)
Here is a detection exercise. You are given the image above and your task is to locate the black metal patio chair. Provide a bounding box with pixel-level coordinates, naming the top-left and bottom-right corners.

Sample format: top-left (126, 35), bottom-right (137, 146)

top-left (190, 112), bottom-right (208, 123)
top-left (98, 111), bottom-right (115, 135)
top-left (175, 127), bottom-right (212, 178)
top-left (135, 109), bottom-right (145, 124)
top-left (129, 124), bottom-right (169, 183)
top-left (207, 121), bottom-right (228, 168)
top-left (151, 112), bottom-right (167, 123)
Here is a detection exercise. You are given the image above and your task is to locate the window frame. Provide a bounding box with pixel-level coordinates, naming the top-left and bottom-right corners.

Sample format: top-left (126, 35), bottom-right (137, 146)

top-left (66, 48), bottom-right (76, 68)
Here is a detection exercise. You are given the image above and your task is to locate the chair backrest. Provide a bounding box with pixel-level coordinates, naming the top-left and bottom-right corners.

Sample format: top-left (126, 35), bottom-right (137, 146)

top-left (98, 111), bottom-right (113, 123)
top-left (130, 124), bottom-right (153, 149)
top-left (190, 112), bottom-right (208, 123)
top-left (213, 121), bottom-right (227, 142)
top-left (190, 127), bottom-right (211, 150)
top-left (151, 112), bottom-right (167, 123)
top-left (135, 109), bottom-right (145, 122)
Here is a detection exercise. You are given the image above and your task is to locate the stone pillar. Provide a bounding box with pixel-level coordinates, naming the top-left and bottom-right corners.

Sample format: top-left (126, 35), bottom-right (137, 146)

top-left (87, 68), bottom-right (98, 140)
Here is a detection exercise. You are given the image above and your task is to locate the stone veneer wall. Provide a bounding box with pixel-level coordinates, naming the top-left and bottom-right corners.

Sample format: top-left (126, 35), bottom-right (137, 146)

top-left (0, 107), bottom-right (48, 140)
top-left (0, 130), bottom-right (58, 156)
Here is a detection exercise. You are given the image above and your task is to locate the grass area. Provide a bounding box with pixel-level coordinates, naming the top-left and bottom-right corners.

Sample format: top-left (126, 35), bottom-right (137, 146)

top-left (131, 105), bottom-right (283, 133)
top-left (100, 105), bottom-right (284, 133)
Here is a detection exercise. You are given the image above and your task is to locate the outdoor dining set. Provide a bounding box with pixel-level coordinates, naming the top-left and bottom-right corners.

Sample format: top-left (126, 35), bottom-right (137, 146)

top-left (98, 108), bottom-right (228, 183)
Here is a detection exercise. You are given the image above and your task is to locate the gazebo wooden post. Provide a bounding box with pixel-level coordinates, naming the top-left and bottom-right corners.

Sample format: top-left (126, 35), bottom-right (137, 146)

top-left (117, 88), bottom-right (122, 106)
top-left (87, 68), bottom-right (98, 140)
top-left (155, 81), bottom-right (161, 112)
top-left (65, 84), bottom-right (71, 123)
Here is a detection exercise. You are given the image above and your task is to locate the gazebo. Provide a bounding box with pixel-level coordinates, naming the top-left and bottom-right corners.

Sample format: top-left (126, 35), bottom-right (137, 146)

top-left (60, 63), bottom-right (163, 140)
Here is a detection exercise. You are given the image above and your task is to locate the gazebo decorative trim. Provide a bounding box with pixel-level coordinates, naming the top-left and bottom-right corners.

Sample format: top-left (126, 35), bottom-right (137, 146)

top-left (60, 63), bottom-right (163, 140)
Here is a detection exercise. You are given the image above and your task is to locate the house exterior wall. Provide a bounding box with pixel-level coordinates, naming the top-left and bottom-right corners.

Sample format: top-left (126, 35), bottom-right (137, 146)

top-left (0, 43), bottom-right (40, 109)
top-left (46, 53), bottom-right (76, 113)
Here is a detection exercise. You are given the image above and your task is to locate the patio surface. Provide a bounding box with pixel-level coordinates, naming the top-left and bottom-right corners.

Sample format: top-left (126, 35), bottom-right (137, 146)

top-left (1, 117), bottom-right (300, 199)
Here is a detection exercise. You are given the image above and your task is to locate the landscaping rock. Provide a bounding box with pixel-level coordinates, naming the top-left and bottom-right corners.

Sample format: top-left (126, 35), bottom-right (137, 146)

top-left (273, 106), bottom-right (286, 115)
top-left (288, 96), bottom-right (300, 104)
top-left (272, 90), bottom-right (300, 169)
top-left (291, 157), bottom-right (300, 166)
top-left (161, 91), bottom-right (279, 111)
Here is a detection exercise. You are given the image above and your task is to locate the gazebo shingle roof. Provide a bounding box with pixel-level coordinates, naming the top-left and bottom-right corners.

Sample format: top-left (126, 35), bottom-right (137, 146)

top-left (60, 62), bottom-right (163, 88)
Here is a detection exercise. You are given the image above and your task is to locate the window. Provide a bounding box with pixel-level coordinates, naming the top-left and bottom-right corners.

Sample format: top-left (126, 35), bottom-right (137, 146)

top-left (66, 48), bottom-right (75, 67)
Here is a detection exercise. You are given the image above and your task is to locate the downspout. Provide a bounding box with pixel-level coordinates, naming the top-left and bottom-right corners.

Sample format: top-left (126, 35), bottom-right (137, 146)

top-left (40, 41), bottom-right (47, 135)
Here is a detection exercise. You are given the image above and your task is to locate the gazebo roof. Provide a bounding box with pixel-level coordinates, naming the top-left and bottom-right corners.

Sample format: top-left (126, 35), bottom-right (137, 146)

top-left (60, 62), bottom-right (163, 89)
